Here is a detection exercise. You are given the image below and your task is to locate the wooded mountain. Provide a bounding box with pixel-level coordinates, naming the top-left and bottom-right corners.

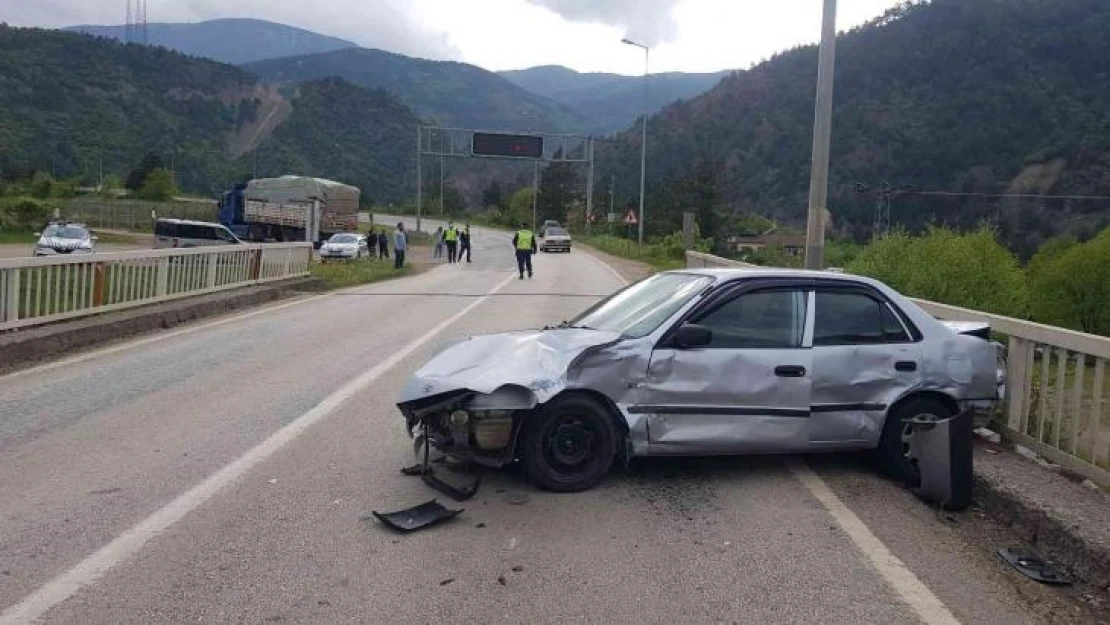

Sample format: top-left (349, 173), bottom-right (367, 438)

top-left (244, 48), bottom-right (587, 133)
top-left (499, 65), bottom-right (731, 134)
top-left (596, 0), bottom-right (1110, 257)
top-left (0, 26), bottom-right (417, 202)
top-left (65, 18), bottom-right (357, 65)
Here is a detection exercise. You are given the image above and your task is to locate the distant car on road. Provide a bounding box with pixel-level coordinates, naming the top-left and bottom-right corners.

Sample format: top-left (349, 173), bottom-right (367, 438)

top-left (319, 232), bottom-right (369, 260)
top-left (541, 220), bottom-right (561, 231)
top-left (398, 267), bottom-right (1001, 492)
top-left (154, 219), bottom-right (242, 248)
top-left (539, 226), bottom-right (572, 253)
top-left (34, 222), bottom-right (96, 256)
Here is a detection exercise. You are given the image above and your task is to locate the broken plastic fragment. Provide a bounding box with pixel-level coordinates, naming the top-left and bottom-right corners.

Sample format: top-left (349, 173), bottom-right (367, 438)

top-left (998, 547), bottom-right (1072, 585)
top-left (372, 499), bottom-right (463, 532)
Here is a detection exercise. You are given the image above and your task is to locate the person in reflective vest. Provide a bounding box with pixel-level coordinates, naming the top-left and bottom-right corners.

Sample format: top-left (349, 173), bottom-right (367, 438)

top-left (512, 222), bottom-right (537, 279)
top-left (444, 223), bottom-right (459, 263)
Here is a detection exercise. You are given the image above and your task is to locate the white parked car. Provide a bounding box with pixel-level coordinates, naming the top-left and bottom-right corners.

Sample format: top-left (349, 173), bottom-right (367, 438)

top-left (319, 232), bottom-right (369, 260)
top-left (34, 222), bottom-right (96, 256)
top-left (540, 227), bottom-right (572, 253)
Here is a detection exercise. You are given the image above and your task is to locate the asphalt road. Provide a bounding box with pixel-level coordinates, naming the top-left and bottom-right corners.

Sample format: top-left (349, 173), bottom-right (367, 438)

top-left (0, 226), bottom-right (1097, 624)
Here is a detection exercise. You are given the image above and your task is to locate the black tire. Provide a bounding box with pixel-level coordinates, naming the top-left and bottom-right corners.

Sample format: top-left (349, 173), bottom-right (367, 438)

top-left (520, 395), bottom-right (619, 492)
top-left (876, 396), bottom-right (954, 481)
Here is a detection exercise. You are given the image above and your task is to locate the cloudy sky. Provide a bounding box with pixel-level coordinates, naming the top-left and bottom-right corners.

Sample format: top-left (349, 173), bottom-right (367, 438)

top-left (8, 0), bottom-right (904, 74)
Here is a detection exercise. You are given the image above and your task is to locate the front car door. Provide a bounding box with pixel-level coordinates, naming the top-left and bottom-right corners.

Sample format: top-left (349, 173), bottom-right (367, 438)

top-left (809, 286), bottom-right (923, 449)
top-left (638, 283), bottom-right (813, 454)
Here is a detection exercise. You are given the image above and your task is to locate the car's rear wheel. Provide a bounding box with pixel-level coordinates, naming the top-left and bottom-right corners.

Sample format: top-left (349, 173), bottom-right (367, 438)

top-left (876, 396), bottom-right (954, 481)
top-left (520, 395), bottom-right (619, 492)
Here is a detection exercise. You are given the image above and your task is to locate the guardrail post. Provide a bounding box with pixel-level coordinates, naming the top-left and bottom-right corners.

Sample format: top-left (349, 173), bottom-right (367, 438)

top-left (250, 248), bottom-right (263, 281)
top-left (4, 268), bottom-right (20, 323)
top-left (156, 257), bottom-right (170, 297)
top-left (1006, 337), bottom-right (1032, 433)
top-left (92, 263), bottom-right (106, 307)
top-left (206, 252), bottom-right (218, 289)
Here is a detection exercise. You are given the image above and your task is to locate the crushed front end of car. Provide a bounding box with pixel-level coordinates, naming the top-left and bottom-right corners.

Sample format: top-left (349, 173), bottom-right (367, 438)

top-left (395, 329), bottom-right (625, 484)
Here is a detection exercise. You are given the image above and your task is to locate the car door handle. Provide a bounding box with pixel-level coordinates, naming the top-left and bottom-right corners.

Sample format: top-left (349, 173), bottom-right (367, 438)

top-left (895, 361), bottom-right (918, 372)
top-left (774, 365), bottom-right (806, 378)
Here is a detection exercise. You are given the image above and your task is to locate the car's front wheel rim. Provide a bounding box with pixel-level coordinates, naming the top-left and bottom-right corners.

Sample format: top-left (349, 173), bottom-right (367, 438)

top-left (543, 417), bottom-right (597, 469)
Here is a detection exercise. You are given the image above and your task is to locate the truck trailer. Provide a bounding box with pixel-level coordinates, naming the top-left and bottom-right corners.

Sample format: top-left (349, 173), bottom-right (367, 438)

top-left (218, 176), bottom-right (360, 244)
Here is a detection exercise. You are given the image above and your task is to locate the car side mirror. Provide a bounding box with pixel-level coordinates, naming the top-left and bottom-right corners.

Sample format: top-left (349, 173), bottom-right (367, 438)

top-left (672, 323), bottom-right (712, 348)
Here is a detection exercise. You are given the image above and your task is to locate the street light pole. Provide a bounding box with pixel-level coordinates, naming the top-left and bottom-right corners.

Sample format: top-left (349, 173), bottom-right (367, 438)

top-left (804, 0), bottom-right (838, 270)
top-left (622, 38), bottom-right (649, 248)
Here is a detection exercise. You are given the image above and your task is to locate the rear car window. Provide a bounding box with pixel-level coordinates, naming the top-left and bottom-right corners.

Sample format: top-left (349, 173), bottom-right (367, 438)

top-left (814, 291), bottom-right (910, 345)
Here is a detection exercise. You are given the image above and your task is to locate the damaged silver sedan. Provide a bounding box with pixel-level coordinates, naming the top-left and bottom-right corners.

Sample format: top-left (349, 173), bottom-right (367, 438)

top-left (397, 268), bottom-right (1000, 492)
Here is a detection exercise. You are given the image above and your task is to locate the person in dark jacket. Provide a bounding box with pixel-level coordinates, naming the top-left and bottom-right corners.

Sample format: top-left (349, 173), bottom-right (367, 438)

top-left (376, 229), bottom-right (389, 259)
top-left (511, 222), bottom-right (537, 279)
top-left (459, 225), bottom-right (472, 263)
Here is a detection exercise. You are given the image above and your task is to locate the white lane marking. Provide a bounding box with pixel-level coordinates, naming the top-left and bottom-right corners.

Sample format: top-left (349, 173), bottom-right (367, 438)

top-left (0, 292), bottom-right (332, 381)
top-left (575, 247), bottom-right (630, 287)
top-left (787, 459), bottom-right (961, 625)
top-left (0, 273), bottom-right (517, 625)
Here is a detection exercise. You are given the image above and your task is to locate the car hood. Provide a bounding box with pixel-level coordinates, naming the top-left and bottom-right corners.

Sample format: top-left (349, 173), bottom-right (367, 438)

top-left (399, 328), bottom-right (622, 404)
top-left (39, 237), bottom-right (89, 248)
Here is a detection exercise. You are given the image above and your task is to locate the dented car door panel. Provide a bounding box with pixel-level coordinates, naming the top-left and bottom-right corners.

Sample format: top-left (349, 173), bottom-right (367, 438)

top-left (636, 288), bottom-right (812, 454)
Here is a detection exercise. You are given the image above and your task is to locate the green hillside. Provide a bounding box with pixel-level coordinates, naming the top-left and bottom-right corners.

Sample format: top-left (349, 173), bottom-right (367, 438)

top-left (0, 26), bottom-right (418, 202)
top-left (66, 18), bottom-right (358, 65)
top-left (595, 0), bottom-right (1110, 256)
top-left (499, 65), bottom-right (731, 134)
top-left (243, 48), bottom-right (587, 133)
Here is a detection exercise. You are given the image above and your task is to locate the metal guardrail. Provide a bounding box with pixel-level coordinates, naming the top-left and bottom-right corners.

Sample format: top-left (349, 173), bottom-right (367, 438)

top-left (1, 243), bottom-right (312, 332)
top-left (684, 251), bottom-right (1110, 487)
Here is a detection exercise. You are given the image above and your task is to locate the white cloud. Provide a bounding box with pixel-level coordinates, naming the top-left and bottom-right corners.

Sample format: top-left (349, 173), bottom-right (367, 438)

top-left (6, 0), bottom-right (905, 73)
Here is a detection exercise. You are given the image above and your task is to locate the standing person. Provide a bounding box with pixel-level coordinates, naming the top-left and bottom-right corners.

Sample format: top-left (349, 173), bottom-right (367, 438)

top-left (393, 222), bottom-right (407, 269)
top-left (512, 221), bottom-right (536, 280)
top-left (459, 224), bottom-right (472, 263)
top-left (444, 222), bottom-right (459, 263)
top-left (432, 226), bottom-right (444, 261)
top-left (377, 229), bottom-right (389, 260)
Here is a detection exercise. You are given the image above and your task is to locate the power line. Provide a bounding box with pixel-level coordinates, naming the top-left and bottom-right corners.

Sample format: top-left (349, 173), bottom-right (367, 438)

top-left (903, 190), bottom-right (1110, 202)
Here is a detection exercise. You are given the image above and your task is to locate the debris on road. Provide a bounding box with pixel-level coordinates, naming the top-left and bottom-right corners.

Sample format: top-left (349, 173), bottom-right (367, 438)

top-left (497, 575), bottom-right (507, 586)
top-left (440, 578), bottom-right (455, 586)
top-left (974, 427), bottom-right (1002, 444)
top-left (998, 547), bottom-right (1072, 585)
top-left (372, 499), bottom-right (463, 532)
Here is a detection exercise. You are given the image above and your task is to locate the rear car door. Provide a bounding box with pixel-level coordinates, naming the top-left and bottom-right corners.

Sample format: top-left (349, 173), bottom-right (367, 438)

top-left (809, 287), bottom-right (923, 448)
top-left (639, 284), bottom-right (812, 453)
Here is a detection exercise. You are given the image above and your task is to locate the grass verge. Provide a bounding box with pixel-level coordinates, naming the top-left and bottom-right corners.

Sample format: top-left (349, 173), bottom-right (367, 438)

top-left (578, 234), bottom-right (685, 272)
top-left (309, 258), bottom-right (409, 289)
top-left (0, 230), bottom-right (35, 244)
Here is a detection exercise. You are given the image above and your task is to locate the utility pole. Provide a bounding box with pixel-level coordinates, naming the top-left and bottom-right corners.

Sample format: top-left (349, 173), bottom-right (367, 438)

top-left (585, 136), bottom-right (595, 235)
top-left (439, 155), bottom-right (445, 216)
top-left (414, 127), bottom-right (422, 232)
top-left (622, 38), bottom-right (650, 248)
top-left (532, 161), bottom-right (539, 231)
top-left (804, 0), bottom-right (838, 270)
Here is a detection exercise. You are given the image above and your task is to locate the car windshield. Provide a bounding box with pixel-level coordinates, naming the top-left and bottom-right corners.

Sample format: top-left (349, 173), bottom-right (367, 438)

top-left (568, 272), bottom-right (714, 338)
top-left (43, 226), bottom-right (87, 239)
top-left (546, 228), bottom-right (568, 236)
top-left (330, 234), bottom-right (358, 243)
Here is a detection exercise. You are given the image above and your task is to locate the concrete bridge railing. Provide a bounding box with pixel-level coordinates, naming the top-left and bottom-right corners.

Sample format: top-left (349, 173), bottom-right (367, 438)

top-left (1, 243), bottom-right (311, 332)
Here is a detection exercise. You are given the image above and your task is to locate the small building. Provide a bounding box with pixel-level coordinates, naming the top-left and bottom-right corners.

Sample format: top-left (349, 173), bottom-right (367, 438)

top-left (728, 233), bottom-right (807, 257)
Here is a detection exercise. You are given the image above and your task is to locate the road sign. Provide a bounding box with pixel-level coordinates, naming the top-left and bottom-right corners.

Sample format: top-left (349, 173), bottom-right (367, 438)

top-left (472, 132), bottom-right (544, 159)
top-left (587, 212), bottom-right (597, 224)
top-left (607, 213), bottom-right (618, 223)
top-left (624, 208), bottom-right (638, 224)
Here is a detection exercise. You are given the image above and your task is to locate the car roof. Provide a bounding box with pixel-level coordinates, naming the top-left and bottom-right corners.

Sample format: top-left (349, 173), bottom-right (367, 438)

top-left (669, 266), bottom-right (886, 288)
top-left (156, 218), bottom-right (229, 227)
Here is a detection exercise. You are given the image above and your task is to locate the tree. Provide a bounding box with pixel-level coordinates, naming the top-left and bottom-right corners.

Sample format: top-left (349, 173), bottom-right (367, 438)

top-left (136, 168), bottom-right (176, 201)
top-left (126, 153), bottom-right (165, 191)
top-left (481, 181), bottom-right (504, 209)
top-left (28, 171), bottom-right (56, 199)
top-left (506, 187), bottom-right (535, 228)
top-left (538, 160), bottom-right (581, 225)
top-left (1028, 228), bottom-right (1110, 335)
top-left (848, 226), bottom-right (1028, 317)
